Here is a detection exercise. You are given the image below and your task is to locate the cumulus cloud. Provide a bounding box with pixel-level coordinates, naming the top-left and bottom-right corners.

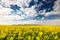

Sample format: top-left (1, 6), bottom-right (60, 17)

top-left (44, 0), bottom-right (60, 16)
top-left (0, 8), bottom-right (13, 15)
top-left (0, 0), bottom-right (16, 6)
top-left (20, 6), bottom-right (37, 17)
top-left (0, 0), bottom-right (60, 24)
top-left (0, 0), bottom-right (35, 21)
top-left (16, 0), bottom-right (31, 8)
top-left (0, 14), bottom-right (26, 21)
top-left (0, 0), bottom-right (38, 17)
top-left (0, 0), bottom-right (31, 8)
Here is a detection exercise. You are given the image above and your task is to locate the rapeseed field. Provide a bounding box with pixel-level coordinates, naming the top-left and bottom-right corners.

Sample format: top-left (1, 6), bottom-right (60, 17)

top-left (0, 25), bottom-right (60, 40)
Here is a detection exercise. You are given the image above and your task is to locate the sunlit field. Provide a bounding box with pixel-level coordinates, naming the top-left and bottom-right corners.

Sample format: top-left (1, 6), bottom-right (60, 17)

top-left (0, 25), bottom-right (60, 40)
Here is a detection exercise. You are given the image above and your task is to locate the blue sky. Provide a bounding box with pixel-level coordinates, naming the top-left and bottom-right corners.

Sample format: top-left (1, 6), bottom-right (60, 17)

top-left (0, 0), bottom-right (60, 24)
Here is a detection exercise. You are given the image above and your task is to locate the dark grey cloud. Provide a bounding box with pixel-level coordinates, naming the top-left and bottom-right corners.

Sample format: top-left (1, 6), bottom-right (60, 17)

top-left (45, 14), bottom-right (60, 20)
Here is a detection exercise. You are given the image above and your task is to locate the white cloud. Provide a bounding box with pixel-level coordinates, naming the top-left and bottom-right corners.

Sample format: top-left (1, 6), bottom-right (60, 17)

top-left (0, 5), bottom-right (3, 8)
top-left (16, 0), bottom-right (31, 8)
top-left (0, 19), bottom-right (60, 25)
top-left (0, 8), bottom-right (13, 15)
top-left (0, 15), bottom-right (25, 21)
top-left (0, 0), bottom-right (60, 16)
top-left (0, 0), bottom-right (60, 25)
top-left (21, 6), bottom-right (38, 17)
top-left (1, 0), bottom-right (16, 5)
top-left (44, 0), bottom-right (60, 16)
top-left (0, 0), bottom-right (31, 8)
top-left (54, 0), bottom-right (60, 12)
top-left (0, 0), bottom-right (37, 17)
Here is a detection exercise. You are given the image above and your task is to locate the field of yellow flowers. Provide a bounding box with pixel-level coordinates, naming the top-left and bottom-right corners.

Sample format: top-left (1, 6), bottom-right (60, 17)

top-left (0, 25), bottom-right (60, 40)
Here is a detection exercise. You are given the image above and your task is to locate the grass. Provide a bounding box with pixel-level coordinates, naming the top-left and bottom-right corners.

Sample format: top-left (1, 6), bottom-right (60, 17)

top-left (0, 25), bottom-right (60, 40)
